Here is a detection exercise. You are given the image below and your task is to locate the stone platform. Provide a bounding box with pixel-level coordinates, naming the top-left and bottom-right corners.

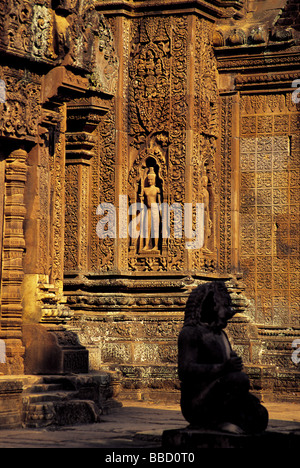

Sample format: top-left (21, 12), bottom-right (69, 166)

top-left (0, 400), bottom-right (299, 448)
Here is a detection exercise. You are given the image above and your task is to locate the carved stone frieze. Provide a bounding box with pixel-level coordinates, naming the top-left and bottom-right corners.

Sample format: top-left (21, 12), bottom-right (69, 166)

top-left (114, 14), bottom-right (221, 273)
top-left (192, 19), bottom-right (219, 271)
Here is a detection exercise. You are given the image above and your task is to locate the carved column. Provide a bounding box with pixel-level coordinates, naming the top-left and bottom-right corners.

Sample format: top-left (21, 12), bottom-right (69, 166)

top-left (0, 149), bottom-right (27, 374)
top-left (0, 158), bottom-right (4, 287)
top-left (114, 15), bottom-right (129, 272)
top-left (64, 98), bottom-right (109, 274)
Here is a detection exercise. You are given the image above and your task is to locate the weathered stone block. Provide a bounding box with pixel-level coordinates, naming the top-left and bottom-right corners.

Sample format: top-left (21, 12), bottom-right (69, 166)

top-left (0, 378), bottom-right (23, 429)
top-left (22, 324), bottom-right (88, 374)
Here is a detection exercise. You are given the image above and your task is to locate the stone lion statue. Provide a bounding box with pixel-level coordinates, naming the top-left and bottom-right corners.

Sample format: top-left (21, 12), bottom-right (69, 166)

top-left (178, 281), bottom-right (268, 434)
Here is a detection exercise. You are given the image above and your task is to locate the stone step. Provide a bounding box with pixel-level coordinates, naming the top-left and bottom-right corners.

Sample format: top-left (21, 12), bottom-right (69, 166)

top-left (23, 383), bottom-right (63, 393)
top-left (23, 390), bottom-right (78, 404)
top-left (23, 399), bottom-right (101, 428)
top-left (21, 372), bottom-right (120, 428)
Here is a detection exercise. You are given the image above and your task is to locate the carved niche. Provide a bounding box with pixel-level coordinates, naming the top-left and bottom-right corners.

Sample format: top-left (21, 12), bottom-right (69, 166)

top-left (128, 145), bottom-right (167, 259)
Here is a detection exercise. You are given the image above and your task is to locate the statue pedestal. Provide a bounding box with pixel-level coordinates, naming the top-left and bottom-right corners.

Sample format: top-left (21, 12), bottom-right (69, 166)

top-left (162, 425), bottom-right (300, 449)
top-left (162, 426), bottom-right (255, 449)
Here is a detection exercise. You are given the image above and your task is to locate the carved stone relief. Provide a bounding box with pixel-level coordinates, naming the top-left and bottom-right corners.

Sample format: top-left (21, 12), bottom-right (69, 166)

top-left (240, 93), bottom-right (300, 326)
top-left (192, 19), bottom-right (219, 271)
top-left (0, 0), bottom-right (118, 95)
top-left (128, 16), bottom-right (171, 148)
top-left (124, 15), bottom-right (220, 273)
top-left (125, 16), bottom-right (183, 271)
top-left (220, 95), bottom-right (233, 273)
top-left (128, 145), bottom-right (167, 257)
top-left (68, 4), bottom-right (119, 96)
top-left (0, 67), bottom-right (41, 140)
top-left (89, 105), bottom-right (116, 272)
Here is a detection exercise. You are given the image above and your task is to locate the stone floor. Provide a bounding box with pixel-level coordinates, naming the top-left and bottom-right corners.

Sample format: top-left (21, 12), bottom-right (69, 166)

top-left (0, 400), bottom-right (300, 449)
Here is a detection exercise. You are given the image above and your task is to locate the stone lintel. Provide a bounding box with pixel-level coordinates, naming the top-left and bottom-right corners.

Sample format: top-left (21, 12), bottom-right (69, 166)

top-left (42, 67), bottom-right (89, 105)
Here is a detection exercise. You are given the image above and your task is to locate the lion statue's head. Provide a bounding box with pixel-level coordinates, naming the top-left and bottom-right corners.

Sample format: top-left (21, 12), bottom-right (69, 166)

top-left (183, 281), bottom-right (235, 330)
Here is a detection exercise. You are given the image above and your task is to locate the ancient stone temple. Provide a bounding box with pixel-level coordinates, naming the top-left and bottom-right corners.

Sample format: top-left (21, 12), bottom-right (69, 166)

top-left (0, 0), bottom-right (299, 427)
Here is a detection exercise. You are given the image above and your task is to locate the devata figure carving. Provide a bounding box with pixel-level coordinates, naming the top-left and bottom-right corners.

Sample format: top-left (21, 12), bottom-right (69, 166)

top-left (140, 167), bottom-right (161, 252)
top-left (178, 281), bottom-right (268, 434)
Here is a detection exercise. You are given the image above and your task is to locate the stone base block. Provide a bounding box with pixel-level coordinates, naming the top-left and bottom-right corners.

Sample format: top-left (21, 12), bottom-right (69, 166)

top-left (0, 377), bottom-right (23, 429)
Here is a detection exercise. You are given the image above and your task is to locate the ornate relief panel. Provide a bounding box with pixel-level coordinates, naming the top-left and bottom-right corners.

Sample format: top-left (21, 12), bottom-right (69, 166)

top-left (128, 16), bottom-right (171, 149)
top-left (0, 0), bottom-right (118, 95)
top-left (89, 104), bottom-right (116, 272)
top-left (240, 93), bottom-right (300, 326)
top-left (192, 18), bottom-right (219, 273)
top-left (0, 157), bottom-right (4, 293)
top-left (0, 0), bottom-right (55, 61)
top-left (126, 16), bottom-right (173, 272)
top-left (68, 4), bottom-right (118, 96)
top-left (108, 14), bottom-right (221, 274)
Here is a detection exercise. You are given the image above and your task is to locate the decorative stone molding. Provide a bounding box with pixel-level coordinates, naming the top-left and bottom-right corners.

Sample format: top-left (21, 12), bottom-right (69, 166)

top-left (97, 0), bottom-right (245, 19)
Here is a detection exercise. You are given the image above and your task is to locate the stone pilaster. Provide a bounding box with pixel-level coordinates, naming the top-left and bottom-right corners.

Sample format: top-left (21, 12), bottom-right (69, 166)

top-left (0, 149), bottom-right (27, 374)
top-left (64, 98), bottom-right (110, 273)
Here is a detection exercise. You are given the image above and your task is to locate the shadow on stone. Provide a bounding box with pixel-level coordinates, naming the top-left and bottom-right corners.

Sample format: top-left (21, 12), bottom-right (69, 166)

top-left (162, 425), bottom-right (300, 449)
